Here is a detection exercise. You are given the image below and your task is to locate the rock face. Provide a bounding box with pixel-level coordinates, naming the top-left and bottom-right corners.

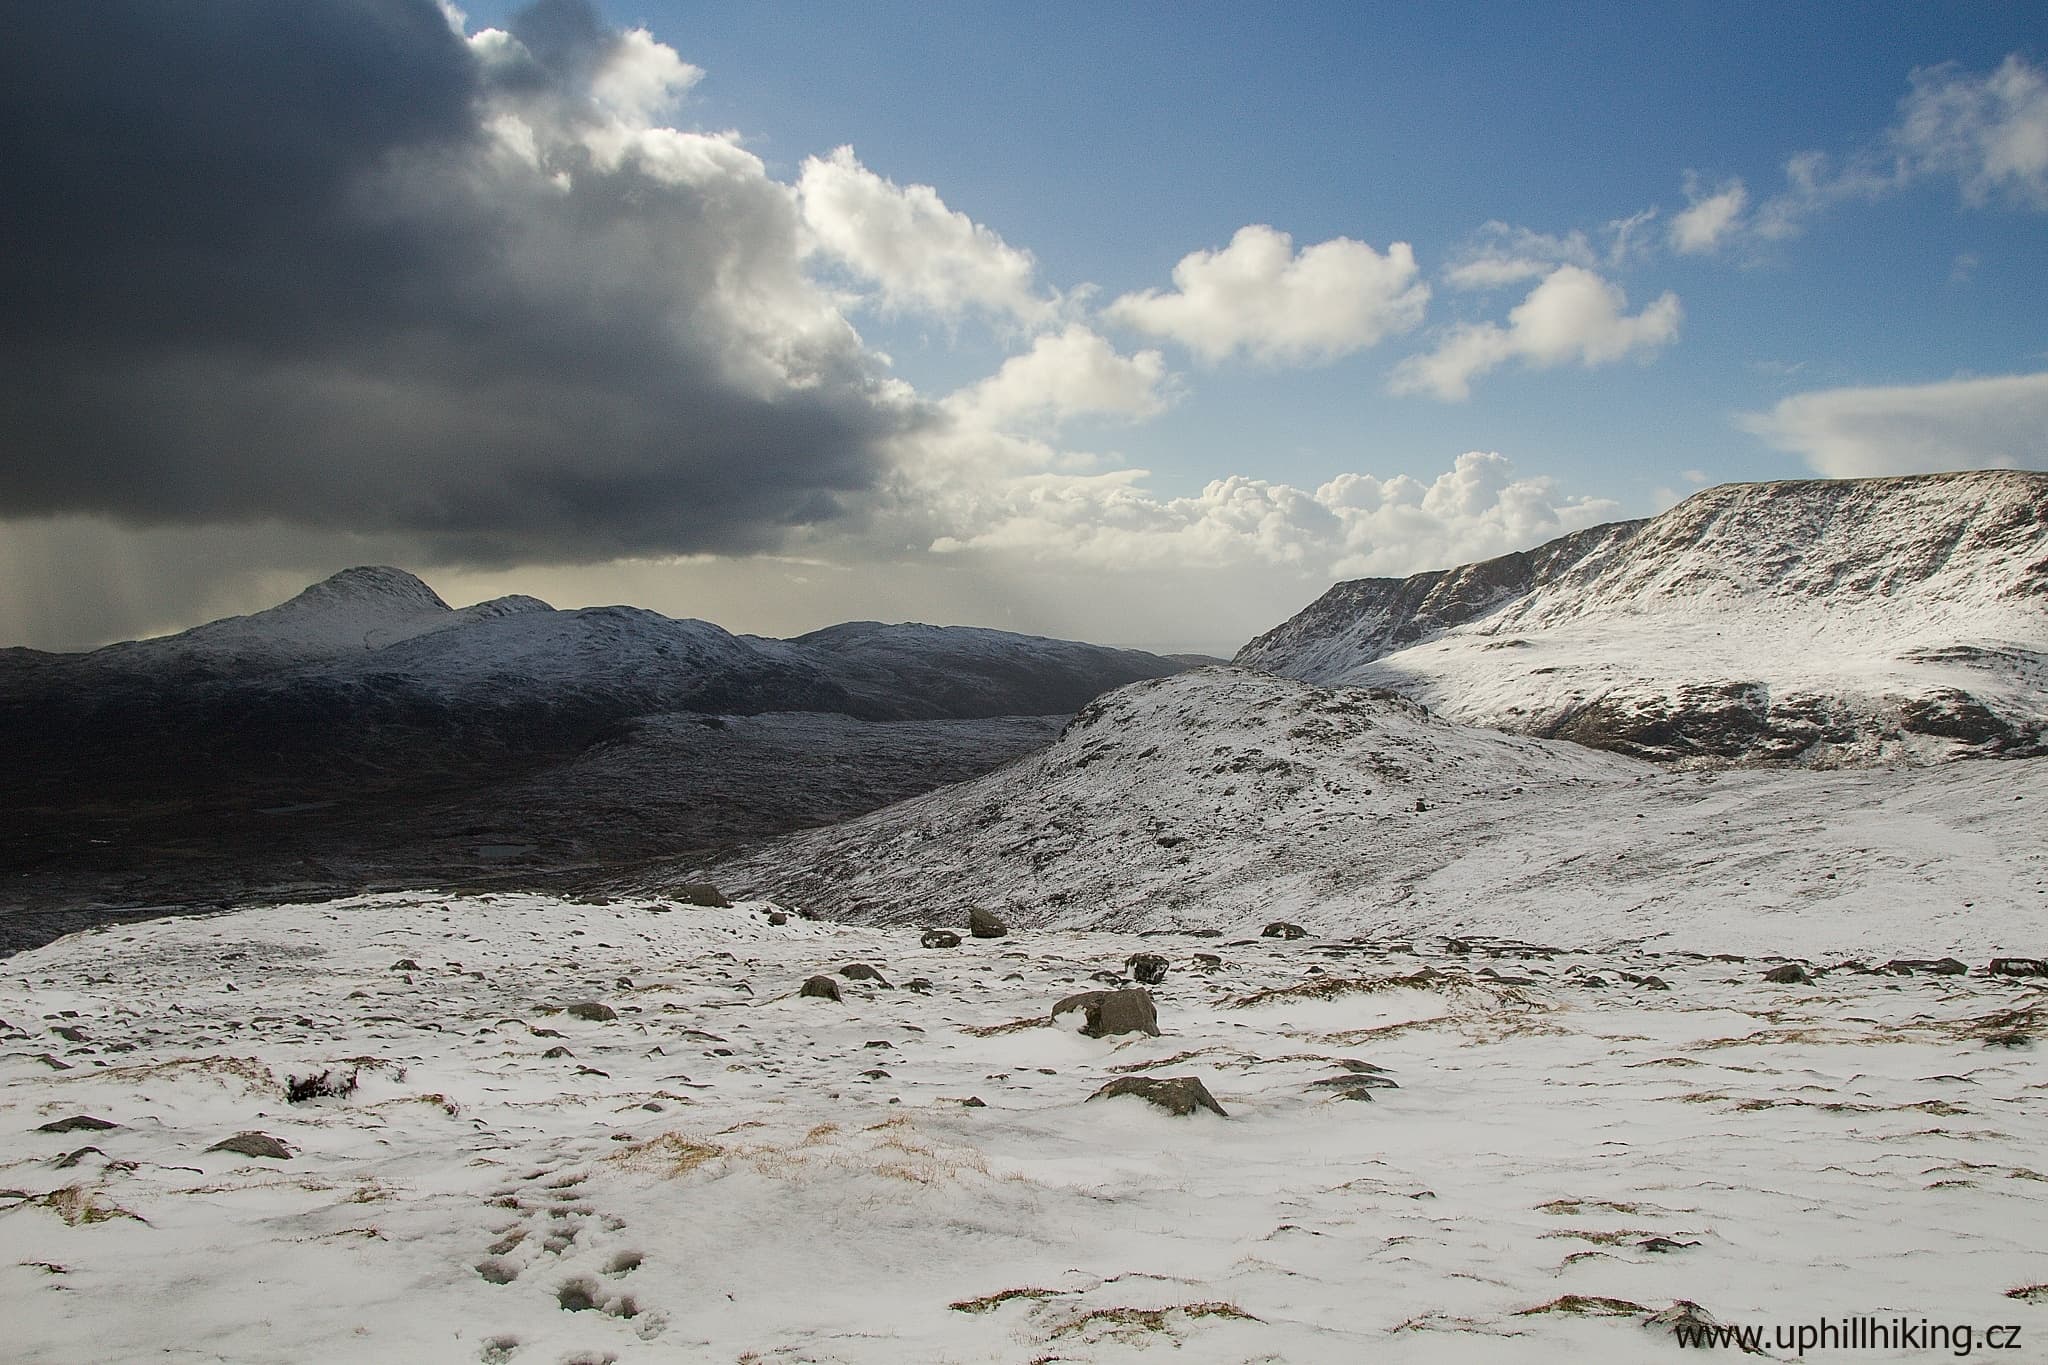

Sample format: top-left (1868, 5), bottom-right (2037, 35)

top-left (1051, 987), bottom-right (1160, 1038)
top-left (968, 907), bottom-right (1009, 939)
top-left (1238, 471), bottom-right (2048, 766)
top-left (1087, 1075), bottom-right (1227, 1117)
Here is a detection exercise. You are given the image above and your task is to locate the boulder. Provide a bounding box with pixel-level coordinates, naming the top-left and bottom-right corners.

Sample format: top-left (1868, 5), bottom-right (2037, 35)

top-left (564, 1001), bottom-right (617, 1022)
top-left (969, 907), bottom-right (1009, 939)
top-left (1989, 957), bottom-right (2048, 978)
top-left (1189, 953), bottom-right (1223, 972)
top-left (1126, 953), bottom-right (1169, 985)
top-left (1086, 1075), bottom-right (1226, 1117)
top-left (674, 883), bottom-right (731, 908)
top-left (1262, 921), bottom-right (1307, 941)
top-left (207, 1131), bottom-right (294, 1160)
top-left (921, 929), bottom-right (962, 949)
top-left (1309, 1073), bottom-right (1398, 1101)
top-left (1762, 963), bottom-right (1811, 984)
top-left (840, 963), bottom-right (891, 987)
top-left (1051, 987), bottom-right (1159, 1038)
top-left (36, 1115), bottom-right (117, 1134)
top-left (799, 975), bottom-right (843, 1002)
top-left (1882, 957), bottom-right (1968, 976)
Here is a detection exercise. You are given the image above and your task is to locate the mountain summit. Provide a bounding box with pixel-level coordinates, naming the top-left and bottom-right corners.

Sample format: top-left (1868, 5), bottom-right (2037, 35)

top-left (1238, 469), bottom-right (2048, 764)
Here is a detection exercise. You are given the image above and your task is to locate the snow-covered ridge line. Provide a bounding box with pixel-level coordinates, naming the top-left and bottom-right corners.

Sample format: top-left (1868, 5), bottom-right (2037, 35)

top-left (6, 566), bottom-right (1189, 723)
top-left (1237, 469), bottom-right (2048, 765)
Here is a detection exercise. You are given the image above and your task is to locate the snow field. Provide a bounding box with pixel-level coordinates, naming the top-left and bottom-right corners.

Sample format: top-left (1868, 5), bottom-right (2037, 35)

top-left (4, 894), bottom-right (2046, 1362)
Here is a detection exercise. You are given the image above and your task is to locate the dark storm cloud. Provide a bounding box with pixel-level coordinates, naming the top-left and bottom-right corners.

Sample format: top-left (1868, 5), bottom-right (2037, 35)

top-left (0, 0), bottom-right (919, 562)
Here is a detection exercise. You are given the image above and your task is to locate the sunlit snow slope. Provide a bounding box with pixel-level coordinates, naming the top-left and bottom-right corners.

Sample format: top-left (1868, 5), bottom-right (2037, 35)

top-left (1238, 470), bottom-right (2048, 765)
top-left (703, 668), bottom-right (2048, 953)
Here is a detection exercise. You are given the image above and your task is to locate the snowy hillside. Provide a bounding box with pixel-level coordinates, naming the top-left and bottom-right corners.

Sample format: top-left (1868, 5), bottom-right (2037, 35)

top-left (5, 894), bottom-right (2045, 1362)
top-left (1239, 470), bottom-right (2048, 765)
top-left (700, 668), bottom-right (2048, 955)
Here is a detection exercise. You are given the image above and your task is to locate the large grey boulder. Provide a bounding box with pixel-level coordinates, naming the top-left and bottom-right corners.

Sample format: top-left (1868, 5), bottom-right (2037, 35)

top-left (969, 907), bottom-right (1009, 939)
top-left (1087, 1075), bottom-right (1226, 1117)
top-left (1051, 987), bottom-right (1159, 1038)
top-left (799, 975), bottom-right (843, 1002)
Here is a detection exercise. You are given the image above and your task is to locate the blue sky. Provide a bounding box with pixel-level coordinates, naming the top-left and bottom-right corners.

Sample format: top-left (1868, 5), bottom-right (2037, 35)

top-left (2, 1), bottom-right (2043, 652)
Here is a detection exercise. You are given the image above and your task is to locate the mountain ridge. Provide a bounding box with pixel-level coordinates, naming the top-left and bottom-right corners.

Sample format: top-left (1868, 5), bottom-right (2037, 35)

top-left (1236, 469), bottom-right (2048, 765)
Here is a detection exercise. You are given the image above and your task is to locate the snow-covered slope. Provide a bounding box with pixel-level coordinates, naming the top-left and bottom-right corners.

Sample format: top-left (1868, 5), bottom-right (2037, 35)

top-left (700, 668), bottom-right (2048, 952)
top-left (1238, 470), bottom-right (2048, 764)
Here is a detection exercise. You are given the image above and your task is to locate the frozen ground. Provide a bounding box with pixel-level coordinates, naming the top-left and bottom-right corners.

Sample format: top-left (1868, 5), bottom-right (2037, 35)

top-left (5, 895), bottom-right (2046, 1362)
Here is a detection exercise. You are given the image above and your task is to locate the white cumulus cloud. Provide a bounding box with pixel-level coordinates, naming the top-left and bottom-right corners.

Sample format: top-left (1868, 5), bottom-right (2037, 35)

top-left (1389, 266), bottom-right (1682, 401)
top-left (913, 447), bottom-right (1620, 583)
top-left (945, 326), bottom-right (1171, 432)
top-left (1739, 371), bottom-right (2048, 478)
top-left (1105, 224), bottom-right (1429, 365)
top-left (796, 146), bottom-right (1051, 324)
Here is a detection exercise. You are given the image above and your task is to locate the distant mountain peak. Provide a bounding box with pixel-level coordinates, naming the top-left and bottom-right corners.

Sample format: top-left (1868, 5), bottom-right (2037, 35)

top-left (285, 566), bottom-right (450, 614)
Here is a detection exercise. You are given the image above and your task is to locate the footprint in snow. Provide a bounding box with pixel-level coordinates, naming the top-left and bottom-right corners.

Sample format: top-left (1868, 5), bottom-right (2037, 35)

top-left (472, 1167), bottom-right (665, 1342)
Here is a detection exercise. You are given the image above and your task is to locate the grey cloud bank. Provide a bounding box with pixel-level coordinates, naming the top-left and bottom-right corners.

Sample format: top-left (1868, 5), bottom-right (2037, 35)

top-left (0, 0), bottom-right (917, 563)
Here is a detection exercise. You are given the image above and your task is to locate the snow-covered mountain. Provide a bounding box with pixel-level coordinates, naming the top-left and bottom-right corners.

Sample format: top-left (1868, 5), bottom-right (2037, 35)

top-left (85, 567), bottom-right (553, 674)
top-left (1238, 470), bottom-right (2048, 765)
top-left (39, 566), bottom-right (1183, 721)
top-left (699, 667), bottom-right (2048, 950)
top-left (0, 570), bottom-right (1186, 942)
